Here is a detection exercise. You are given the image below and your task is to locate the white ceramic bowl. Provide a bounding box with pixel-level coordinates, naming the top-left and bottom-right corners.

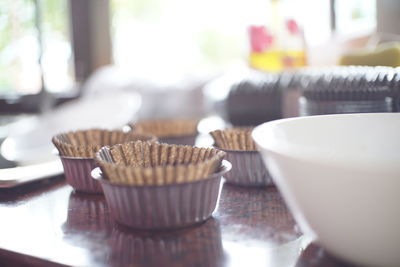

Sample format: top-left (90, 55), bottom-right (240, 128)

top-left (252, 113), bottom-right (400, 267)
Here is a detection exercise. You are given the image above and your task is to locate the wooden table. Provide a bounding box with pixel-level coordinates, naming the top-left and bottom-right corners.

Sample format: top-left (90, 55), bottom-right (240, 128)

top-left (0, 175), bottom-right (352, 267)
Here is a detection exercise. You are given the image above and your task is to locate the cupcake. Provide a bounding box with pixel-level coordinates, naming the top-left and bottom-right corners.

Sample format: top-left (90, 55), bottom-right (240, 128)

top-left (210, 128), bottom-right (273, 187)
top-left (93, 141), bottom-right (229, 230)
top-left (130, 118), bottom-right (199, 145)
top-left (52, 129), bottom-right (156, 193)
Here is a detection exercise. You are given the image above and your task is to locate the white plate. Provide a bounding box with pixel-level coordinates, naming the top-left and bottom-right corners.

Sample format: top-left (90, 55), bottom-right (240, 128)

top-left (0, 91), bottom-right (141, 187)
top-left (0, 159), bottom-right (63, 188)
top-left (1, 92), bottom-right (141, 165)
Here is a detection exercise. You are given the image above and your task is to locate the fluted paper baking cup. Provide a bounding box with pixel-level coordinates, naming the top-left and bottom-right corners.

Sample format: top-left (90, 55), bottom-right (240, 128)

top-left (159, 134), bottom-right (197, 146)
top-left (131, 119), bottom-right (199, 139)
top-left (95, 141), bottom-right (226, 186)
top-left (210, 128), bottom-right (256, 151)
top-left (60, 157), bottom-right (102, 193)
top-left (53, 129), bottom-right (157, 158)
top-left (218, 148), bottom-right (273, 187)
top-left (91, 160), bottom-right (231, 230)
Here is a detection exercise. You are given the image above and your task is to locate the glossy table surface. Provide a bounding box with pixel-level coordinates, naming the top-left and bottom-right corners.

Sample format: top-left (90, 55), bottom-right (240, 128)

top-left (0, 175), bottom-right (353, 267)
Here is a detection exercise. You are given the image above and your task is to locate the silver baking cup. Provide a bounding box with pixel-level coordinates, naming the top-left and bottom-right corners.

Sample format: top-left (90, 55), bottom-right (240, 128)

top-left (219, 148), bottom-right (273, 187)
top-left (91, 160), bottom-right (231, 230)
top-left (299, 96), bottom-right (392, 116)
top-left (60, 157), bottom-right (103, 193)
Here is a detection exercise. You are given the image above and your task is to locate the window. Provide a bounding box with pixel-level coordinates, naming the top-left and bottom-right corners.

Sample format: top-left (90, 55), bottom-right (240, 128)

top-left (335, 0), bottom-right (376, 37)
top-left (0, 0), bottom-right (74, 95)
top-left (110, 0), bottom-right (378, 76)
top-left (111, 0), bottom-right (252, 81)
top-left (0, 0), bottom-right (379, 105)
top-left (0, 0), bottom-right (41, 94)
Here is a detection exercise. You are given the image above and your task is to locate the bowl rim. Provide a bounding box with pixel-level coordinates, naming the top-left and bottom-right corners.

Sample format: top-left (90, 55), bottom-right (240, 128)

top-left (253, 113), bottom-right (400, 145)
top-left (252, 113), bottom-right (400, 163)
top-left (91, 159), bottom-right (232, 188)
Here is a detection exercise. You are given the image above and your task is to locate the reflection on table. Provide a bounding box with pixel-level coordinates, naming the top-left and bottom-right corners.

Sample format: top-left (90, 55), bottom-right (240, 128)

top-left (0, 176), bottom-right (357, 266)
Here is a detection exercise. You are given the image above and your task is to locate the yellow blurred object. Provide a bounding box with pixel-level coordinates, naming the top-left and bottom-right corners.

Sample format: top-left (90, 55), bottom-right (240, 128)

top-left (248, 0), bottom-right (306, 72)
top-left (340, 42), bottom-right (400, 67)
top-left (250, 50), bottom-right (306, 72)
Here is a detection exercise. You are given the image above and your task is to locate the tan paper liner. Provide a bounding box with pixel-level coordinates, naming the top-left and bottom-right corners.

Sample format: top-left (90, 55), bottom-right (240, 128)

top-left (95, 141), bottom-right (226, 186)
top-left (52, 129), bottom-right (157, 158)
top-left (210, 127), bottom-right (257, 151)
top-left (130, 118), bottom-right (199, 138)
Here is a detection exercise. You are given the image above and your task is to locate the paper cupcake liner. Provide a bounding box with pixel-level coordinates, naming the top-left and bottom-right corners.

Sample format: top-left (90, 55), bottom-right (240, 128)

top-left (210, 128), bottom-right (271, 186)
top-left (210, 128), bottom-right (256, 151)
top-left (130, 119), bottom-right (199, 139)
top-left (220, 148), bottom-right (273, 187)
top-left (53, 129), bottom-right (157, 158)
top-left (92, 160), bottom-right (231, 230)
top-left (109, 218), bottom-right (224, 266)
top-left (95, 141), bottom-right (225, 186)
top-left (158, 134), bottom-right (197, 146)
top-left (60, 157), bottom-right (103, 193)
top-left (299, 97), bottom-right (393, 116)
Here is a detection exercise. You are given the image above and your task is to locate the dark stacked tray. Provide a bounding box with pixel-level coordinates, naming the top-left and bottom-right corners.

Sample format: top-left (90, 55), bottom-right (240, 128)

top-left (384, 67), bottom-right (400, 112)
top-left (298, 66), bottom-right (394, 116)
top-left (226, 71), bottom-right (282, 126)
top-left (205, 66), bottom-right (399, 124)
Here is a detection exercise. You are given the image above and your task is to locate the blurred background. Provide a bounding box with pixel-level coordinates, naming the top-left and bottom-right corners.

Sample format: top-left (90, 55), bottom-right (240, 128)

top-left (0, 0), bottom-right (400, 166)
top-left (1, 0), bottom-right (397, 106)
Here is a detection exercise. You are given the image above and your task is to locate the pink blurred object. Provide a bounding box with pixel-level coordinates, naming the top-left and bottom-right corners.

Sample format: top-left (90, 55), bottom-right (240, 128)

top-left (286, 19), bottom-right (299, 35)
top-left (249, 25), bottom-right (273, 53)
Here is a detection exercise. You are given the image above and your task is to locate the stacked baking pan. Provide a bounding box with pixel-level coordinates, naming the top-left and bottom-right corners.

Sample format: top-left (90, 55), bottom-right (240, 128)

top-left (226, 71), bottom-right (282, 126)
top-left (298, 66), bottom-right (394, 116)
